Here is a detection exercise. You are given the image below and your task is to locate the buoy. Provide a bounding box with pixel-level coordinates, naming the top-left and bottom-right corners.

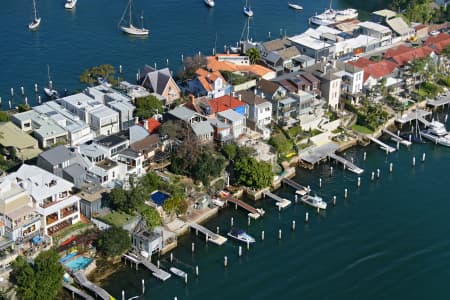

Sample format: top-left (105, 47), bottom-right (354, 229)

top-left (422, 152), bottom-right (426, 162)
top-left (195, 265), bottom-right (199, 277)
top-left (224, 256), bottom-right (228, 267)
top-left (191, 242), bottom-right (195, 253)
top-left (363, 152), bottom-right (367, 160)
top-left (261, 230), bottom-right (265, 241)
top-left (344, 188), bottom-right (348, 199)
top-left (292, 220), bottom-right (296, 231)
top-left (412, 156), bottom-right (416, 166)
top-left (305, 212), bottom-right (309, 223)
top-left (278, 229), bottom-right (282, 240)
top-left (389, 162), bottom-right (393, 173)
top-left (238, 246), bottom-right (242, 257)
top-left (357, 177), bottom-right (361, 188)
top-left (333, 196), bottom-right (336, 206)
top-left (319, 178), bottom-right (322, 188)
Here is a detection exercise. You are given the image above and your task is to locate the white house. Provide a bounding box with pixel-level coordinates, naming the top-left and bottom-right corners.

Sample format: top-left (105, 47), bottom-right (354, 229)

top-left (217, 109), bottom-right (246, 139)
top-left (237, 91), bottom-right (272, 130)
top-left (334, 62), bottom-right (364, 101)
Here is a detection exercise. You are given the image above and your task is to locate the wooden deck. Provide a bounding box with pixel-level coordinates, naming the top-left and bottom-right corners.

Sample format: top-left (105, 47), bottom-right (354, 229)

top-left (226, 197), bottom-right (264, 219)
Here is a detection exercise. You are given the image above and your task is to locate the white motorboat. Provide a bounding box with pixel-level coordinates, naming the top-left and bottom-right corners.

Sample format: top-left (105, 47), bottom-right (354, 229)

top-left (227, 228), bottom-right (255, 243)
top-left (119, 0), bottom-right (149, 36)
top-left (204, 0), bottom-right (215, 8)
top-left (170, 267), bottom-right (187, 278)
top-left (301, 194), bottom-right (327, 210)
top-left (421, 121), bottom-right (450, 147)
top-left (288, 3), bottom-right (303, 10)
top-left (243, 0), bottom-right (253, 17)
top-left (28, 0), bottom-right (41, 30)
top-left (65, 0), bottom-right (77, 9)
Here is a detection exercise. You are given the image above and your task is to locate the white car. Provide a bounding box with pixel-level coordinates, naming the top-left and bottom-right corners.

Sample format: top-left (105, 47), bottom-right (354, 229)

top-left (430, 30), bottom-right (440, 36)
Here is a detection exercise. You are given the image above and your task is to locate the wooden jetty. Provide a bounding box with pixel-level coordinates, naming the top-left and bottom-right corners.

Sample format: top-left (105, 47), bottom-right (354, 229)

top-left (329, 153), bottom-right (364, 175)
top-left (395, 109), bottom-right (432, 125)
top-left (368, 136), bottom-right (396, 153)
top-left (262, 191), bottom-right (291, 209)
top-left (427, 95), bottom-right (450, 109)
top-left (188, 222), bottom-right (227, 245)
top-left (73, 271), bottom-right (113, 300)
top-left (123, 253), bottom-right (171, 281)
top-left (281, 178), bottom-right (310, 193)
top-left (63, 282), bottom-right (95, 300)
top-left (382, 129), bottom-right (412, 147)
top-left (226, 197), bottom-right (264, 219)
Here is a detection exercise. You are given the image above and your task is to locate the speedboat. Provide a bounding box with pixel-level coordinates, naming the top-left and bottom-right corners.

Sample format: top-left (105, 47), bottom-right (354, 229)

top-left (65, 0), bottom-right (77, 9)
top-left (204, 0), bottom-right (215, 7)
top-left (301, 194), bottom-right (327, 210)
top-left (421, 121), bottom-right (450, 147)
top-left (227, 228), bottom-right (255, 243)
top-left (170, 267), bottom-right (187, 278)
top-left (43, 87), bottom-right (59, 99)
top-left (288, 3), bottom-right (303, 10)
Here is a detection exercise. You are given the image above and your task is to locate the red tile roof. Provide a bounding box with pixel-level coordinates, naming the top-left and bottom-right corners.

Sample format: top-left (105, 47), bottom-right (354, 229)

top-left (425, 33), bottom-right (450, 54)
top-left (206, 55), bottom-right (274, 78)
top-left (207, 95), bottom-right (245, 113)
top-left (145, 118), bottom-right (160, 134)
top-left (195, 68), bottom-right (225, 92)
top-left (349, 58), bottom-right (398, 82)
top-left (383, 45), bottom-right (434, 66)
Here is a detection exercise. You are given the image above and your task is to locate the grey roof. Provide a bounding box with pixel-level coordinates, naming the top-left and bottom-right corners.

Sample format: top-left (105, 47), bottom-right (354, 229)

top-left (190, 121), bottom-right (214, 136)
top-left (142, 67), bottom-right (173, 95)
top-left (279, 98), bottom-right (297, 105)
top-left (118, 148), bottom-right (141, 158)
top-left (39, 145), bottom-right (72, 165)
top-left (95, 135), bottom-right (128, 148)
top-left (386, 17), bottom-right (413, 36)
top-left (217, 109), bottom-right (245, 122)
top-left (262, 39), bottom-right (292, 52)
top-left (278, 46), bottom-right (301, 60)
top-left (209, 118), bottom-right (229, 129)
top-left (168, 106), bottom-right (198, 122)
top-left (238, 91), bottom-right (268, 106)
top-left (63, 164), bottom-right (86, 179)
top-left (129, 125), bottom-right (149, 144)
top-left (265, 52), bottom-right (282, 64)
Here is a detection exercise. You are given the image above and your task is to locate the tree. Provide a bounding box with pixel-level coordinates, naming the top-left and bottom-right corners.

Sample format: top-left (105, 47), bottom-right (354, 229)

top-left (80, 64), bottom-right (116, 86)
top-left (179, 54), bottom-right (207, 79)
top-left (140, 172), bottom-right (162, 194)
top-left (246, 47), bottom-right (262, 64)
top-left (108, 188), bottom-right (128, 212)
top-left (18, 104), bottom-right (31, 113)
top-left (222, 143), bottom-right (238, 160)
top-left (0, 112), bottom-right (9, 122)
top-left (135, 95), bottom-right (164, 119)
top-left (234, 156), bottom-right (273, 189)
top-left (97, 227), bottom-right (131, 257)
top-left (268, 134), bottom-right (293, 154)
top-left (11, 249), bottom-right (64, 300)
top-left (163, 196), bottom-right (188, 215)
top-left (141, 207), bottom-right (161, 228)
top-left (160, 120), bottom-right (183, 139)
top-left (191, 152), bottom-right (226, 186)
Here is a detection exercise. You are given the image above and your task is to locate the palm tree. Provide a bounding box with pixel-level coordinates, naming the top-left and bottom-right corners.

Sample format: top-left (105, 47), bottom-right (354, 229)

top-left (407, 58), bottom-right (426, 90)
top-left (246, 47), bottom-right (261, 64)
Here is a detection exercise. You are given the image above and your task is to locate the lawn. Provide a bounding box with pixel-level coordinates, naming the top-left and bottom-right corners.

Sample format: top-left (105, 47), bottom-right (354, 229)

top-left (352, 124), bottom-right (374, 134)
top-left (97, 211), bottom-right (135, 228)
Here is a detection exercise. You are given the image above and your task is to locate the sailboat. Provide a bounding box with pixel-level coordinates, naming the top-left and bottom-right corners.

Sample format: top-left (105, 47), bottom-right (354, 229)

top-left (43, 65), bottom-right (59, 99)
top-left (119, 0), bottom-right (149, 36)
top-left (28, 0), bottom-right (41, 30)
top-left (65, 0), bottom-right (77, 9)
top-left (243, 0), bottom-right (253, 17)
top-left (204, 0), bottom-right (215, 8)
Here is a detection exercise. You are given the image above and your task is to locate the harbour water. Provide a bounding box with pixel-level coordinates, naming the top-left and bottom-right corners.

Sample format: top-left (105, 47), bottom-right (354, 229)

top-left (101, 113), bottom-right (450, 300)
top-left (1, 0), bottom-right (379, 107)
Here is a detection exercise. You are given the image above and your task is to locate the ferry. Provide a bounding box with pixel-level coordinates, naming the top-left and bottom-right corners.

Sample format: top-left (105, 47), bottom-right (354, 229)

top-left (421, 121), bottom-right (450, 147)
top-left (301, 194), bottom-right (327, 210)
top-left (170, 267), bottom-right (187, 278)
top-left (227, 228), bottom-right (255, 243)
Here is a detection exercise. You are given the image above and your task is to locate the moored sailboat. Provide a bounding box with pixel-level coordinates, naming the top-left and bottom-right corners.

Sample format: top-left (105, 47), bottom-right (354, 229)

top-left (243, 0), bottom-right (253, 17)
top-left (119, 0), bottom-right (149, 36)
top-left (28, 0), bottom-right (41, 30)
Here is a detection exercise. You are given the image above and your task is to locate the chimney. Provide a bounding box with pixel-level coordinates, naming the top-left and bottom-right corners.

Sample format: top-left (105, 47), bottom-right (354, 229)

top-left (232, 91), bottom-right (236, 98)
top-left (261, 92), bottom-right (265, 99)
top-left (254, 89), bottom-right (257, 95)
top-left (135, 117), bottom-right (139, 124)
top-left (144, 119), bottom-right (149, 130)
top-left (189, 94), bottom-right (195, 106)
top-left (238, 94), bottom-right (242, 101)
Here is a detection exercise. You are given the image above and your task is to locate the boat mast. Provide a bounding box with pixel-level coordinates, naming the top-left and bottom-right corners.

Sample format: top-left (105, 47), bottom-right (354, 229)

top-left (33, 0), bottom-right (38, 20)
top-left (330, 0), bottom-right (332, 9)
top-left (129, 0), bottom-right (132, 27)
top-left (141, 13), bottom-right (144, 30)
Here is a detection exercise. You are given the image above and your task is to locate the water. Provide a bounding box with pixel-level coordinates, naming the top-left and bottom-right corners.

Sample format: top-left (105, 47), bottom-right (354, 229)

top-left (65, 256), bottom-right (93, 271)
top-left (0, 0), bottom-right (383, 108)
top-left (101, 112), bottom-right (450, 299)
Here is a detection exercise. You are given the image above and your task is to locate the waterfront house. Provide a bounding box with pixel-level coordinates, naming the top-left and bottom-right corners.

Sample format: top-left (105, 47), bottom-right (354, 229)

top-left (371, 9), bottom-right (397, 24)
top-left (206, 54), bottom-right (276, 80)
top-left (78, 184), bottom-right (109, 220)
top-left (425, 33), bottom-right (450, 71)
top-left (257, 79), bottom-right (287, 101)
top-left (274, 71), bottom-right (321, 96)
top-left (263, 46), bottom-right (303, 73)
top-left (119, 81), bottom-right (151, 100)
top-left (4, 164), bottom-right (80, 236)
top-left (139, 66), bottom-right (181, 105)
top-left (258, 38), bottom-right (292, 58)
top-left (358, 21), bottom-right (392, 47)
top-left (206, 95), bottom-right (247, 116)
top-left (289, 33), bottom-right (335, 62)
top-left (0, 178), bottom-right (41, 243)
top-left (167, 106), bottom-right (206, 124)
top-left (333, 61), bottom-right (364, 102)
top-left (116, 148), bottom-right (145, 177)
top-left (129, 134), bottom-right (163, 169)
top-left (132, 219), bottom-right (163, 255)
top-left (217, 109), bottom-right (246, 139)
top-left (187, 68), bottom-right (231, 98)
top-left (190, 121), bottom-right (214, 142)
top-left (11, 110), bottom-right (68, 148)
top-left (209, 118), bottom-right (232, 143)
top-left (386, 17), bottom-right (415, 40)
top-left (307, 61), bottom-right (342, 110)
top-left (0, 122), bottom-right (42, 160)
top-left (237, 91), bottom-right (272, 131)
top-left (349, 57), bottom-right (399, 91)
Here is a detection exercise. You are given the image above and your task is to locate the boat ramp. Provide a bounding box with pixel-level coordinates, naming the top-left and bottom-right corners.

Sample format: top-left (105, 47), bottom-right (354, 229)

top-left (225, 197), bottom-right (264, 219)
top-left (281, 178), bottom-right (310, 193)
top-left (63, 282), bottom-right (95, 300)
top-left (123, 253), bottom-right (172, 281)
top-left (328, 153), bottom-right (364, 175)
top-left (382, 129), bottom-right (412, 147)
top-left (262, 191), bottom-right (291, 209)
top-left (188, 222), bottom-right (227, 245)
top-left (368, 136), bottom-right (396, 153)
top-left (72, 271), bottom-right (113, 300)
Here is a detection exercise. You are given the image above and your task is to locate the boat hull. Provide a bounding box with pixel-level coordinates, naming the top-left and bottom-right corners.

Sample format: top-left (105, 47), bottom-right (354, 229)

top-left (120, 25), bottom-right (149, 36)
top-left (421, 131), bottom-right (450, 147)
top-left (227, 232), bottom-right (256, 243)
top-left (301, 196), bottom-right (327, 210)
top-left (288, 3), bottom-right (303, 10)
top-left (28, 18), bottom-right (41, 30)
top-left (243, 7), bottom-right (253, 17)
top-left (170, 267), bottom-right (187, 278)
top-left (204, 0), bottom-right (215, 7)
top-left (65, 0), bottom-right (77, 9)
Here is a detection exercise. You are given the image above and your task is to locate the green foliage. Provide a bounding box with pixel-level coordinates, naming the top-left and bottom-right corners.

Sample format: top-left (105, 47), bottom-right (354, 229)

top-left (191, 152), bottom-right (226, 186)
top-left (140, 172), bottom-right (162, 194)
top-left (179, 54), bottom-right (207, 79)
top-left (97, 226), bottom-right (131, 257)
top-left (221, 143), bottom-right (238, 160)
top-left (135, 95), bottom-right (164, 119)
top-left (80, 64), bottom-right (117, 86)
top-left (287, 125), bottom-right (302, 138)
top-left (442, 45), bottom-right (450, 60)
top-left (420, 81), bottom-right (443, 98)
top-left (437, 75), bottom-right (450, 87)
top-left (245, 48), bottom-right (262, 64)
top-left (163, 196), bottom-right (188, 215)
top-left (234, 156), bottom-right (273, 189)
top-left (160, 120), bottom-right (183, 139)
top-left (220, 71), bottom-right (255, 85)
top-left (268, 134), bottom-right (293, 154)
top-left (141, 206), bottom-right (161, 228)
top-left (346, 99), bottom-right (389, 131)
top-left (18, 104), bottom-right (31, 113)
top-left (11, 249), bottom-right (64, 300)
top-left (383, 95), bottom-right (403, 111)
top-left (390, 0), bottom-right (442, 24)
top-left (108, 188), bottom-right (129, 212)
top-left (0, 112), bottom-right (9, 122)
top-left (351, 124), bottom-right (374, 134)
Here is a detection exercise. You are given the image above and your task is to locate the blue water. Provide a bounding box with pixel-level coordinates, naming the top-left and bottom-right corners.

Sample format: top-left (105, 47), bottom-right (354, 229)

top-left (151, 190), bottom-right (170, 206)
top-left (65, 256), bottom-right (93, 271)
top-left (59, 251), bottom-right (77, 263)
top-left (0, 0), bottom-right (370, 108)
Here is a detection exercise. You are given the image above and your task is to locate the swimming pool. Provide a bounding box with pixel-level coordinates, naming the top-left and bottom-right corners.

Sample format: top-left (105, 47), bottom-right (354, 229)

top-left (150, 190), bottom-right (170, 206)
top-left (64, 256), bottom-right (93, 271)
top-left (59, 251), bottom-right (77, 263)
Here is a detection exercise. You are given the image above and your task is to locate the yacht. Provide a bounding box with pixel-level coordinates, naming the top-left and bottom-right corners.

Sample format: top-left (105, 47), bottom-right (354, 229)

top-left (28, 0), bottom-right (41, 30)
top-left (301, 194), bottom-right (327, 210)
top-left (288, 3), bottom-right (303, 10)
top-left (421, 121), bottom-right (450, 147)
top-left (309, 8), bottom-right (358, 26)
top-left (243, 0), bottom-right (253, 17)
top-left (64, 0), bottom-right (77, 9)
top-left (170, 267), bottom-right (187, 278)
top-left (119, 0), bottom-right (149, 36)
top-left (204, 0), bottom-right (215, 8)
top-left (227, 228), bottom-right (255, 243)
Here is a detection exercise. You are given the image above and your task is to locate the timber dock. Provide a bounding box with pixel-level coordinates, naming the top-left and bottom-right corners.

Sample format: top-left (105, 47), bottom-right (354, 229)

top-left (188, 222), bottom-right (227, 245)
top-left (382, 129), bottom-right (412, 147)
top-left (368, 136), bottom-right (396, 153)
top-left (427, 95), bottom-right (450, 109)
top-left (396, 109), bottom-right (432, 125)
top-left (123, 253), bottom-right (172, 281)
top-left (263, 191), bottom-right (291, 209)
top-left (73, 271), bottom-right (113, 300)
top-left (63, 282), bottom-right (95, 300)
top-left (226, 197), bottom-right (264, 219)
top-left (281, 178), bottom-right (310, 193)
top-left (329, 153), bottom-right (364, 175)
